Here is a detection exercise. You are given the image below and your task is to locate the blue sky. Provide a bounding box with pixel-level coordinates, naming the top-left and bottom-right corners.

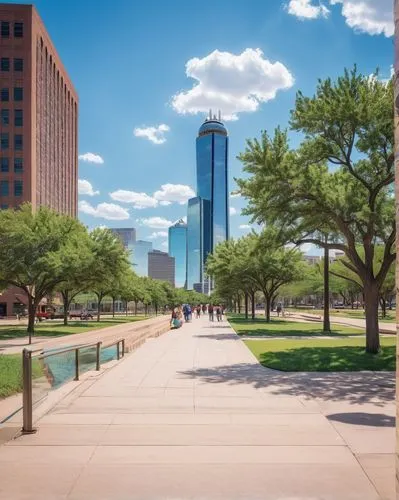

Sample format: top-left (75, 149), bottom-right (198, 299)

top-left (7, 0), bottom-right (393, 251)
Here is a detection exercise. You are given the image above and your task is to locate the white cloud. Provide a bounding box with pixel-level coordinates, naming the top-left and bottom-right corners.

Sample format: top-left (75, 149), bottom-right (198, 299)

top-left (172, 48), bottom-right (294, 121)
top-left (230, 192), bottom-right (241, 198)
top-left (140, 217), bottom-right (173, 229)
top-left (287, 0), bottom-right (393, 37)
top-left (161, 240), bottom-right (169, 249)
top-left (110, 190), bottom-right (158, 209)
top-left (148, 231), bottom-right (168, 239)
top-left (78, 201), bottom-right (129, 220)
top-left (230, 207), bottom-right (238, 216)
top-left (287, 0), bottom-right (330, 20)
top-left (239, 224), bottom-right (251, 229)
top-left (78, 152), bottom-right (104, 164)
top-left (153, 184), bottom-right (195, 205)
top-left (78, 179), bottom-right (99, 197)
top-left (133, 124), bottom-right (170, 145)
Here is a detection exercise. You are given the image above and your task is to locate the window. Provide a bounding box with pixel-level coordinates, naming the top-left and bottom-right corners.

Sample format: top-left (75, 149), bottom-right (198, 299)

top-left (0, 133), bottom-right (9, 150)
top-left (14, 157), bottom-right (22, 173)
top-left (13, 88), bottom-right (23, 101)
top-left (0, 58), bottom-right (9, 72)
top-left (0, 180), bottom-right (9, 197)
top-left (1, 88), bottom-right (9, 102)
top-left (14, 22), bottom-right (23, 38)
top-left (1, 22), bottom-right (9, 38)
top-left (14, 134), bottom-right (23, 151)
top-left (14, 180), bottom-right (22, 197)
top-left (14, 58), bottom-right (23, 72)
top-left (0, 158), bottom-right (9, 172)
top-left (14, 109), bottom-right (22, 127)
top-left (0, 204), bottom-right (8, 210)
top-left (0, 109), bottom-right (9, 125)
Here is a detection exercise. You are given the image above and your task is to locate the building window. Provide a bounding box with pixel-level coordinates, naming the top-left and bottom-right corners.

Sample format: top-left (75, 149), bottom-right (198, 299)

top-left (0, 133), bottom-right (9, 150)
top-left (14, 134), bottom-right (23, 151)
top-left (1, 88), bottom-right (9, 102)
top-left (14, 22), bottom-right (23, 38)
top-left (14, 58), bottom-right (23, 72)
top-left (0, 180), bottom-right (9, 197)
top-left (0, 109), bottom-right (9, 125)
top-left (0, 22), bottom-right (9, 39)
top-left (14, 109), bottom-right (23, 127)
top-left (0, 158), bottom-right (9, 172)
top-left (13, 88), bottom-right (23, 101)
top-left (0, 204), bottom-right (8, 210)
top-left (14, 180), bottom-right (22, 197)
top-left (14, 157), bottom-right (22, 173)
top-left (0, 58), bottom-right (9, 72)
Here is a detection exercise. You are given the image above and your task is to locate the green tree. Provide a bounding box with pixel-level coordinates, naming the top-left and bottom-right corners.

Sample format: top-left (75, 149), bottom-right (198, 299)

top-left (0, 204), bottom-right (86, 342)
top-left (237, 68), bottom-right (394, 352)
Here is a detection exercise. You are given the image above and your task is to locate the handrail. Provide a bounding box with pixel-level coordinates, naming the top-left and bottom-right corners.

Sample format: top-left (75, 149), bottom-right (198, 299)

top-left (36, 341), bottom-right (102, 360)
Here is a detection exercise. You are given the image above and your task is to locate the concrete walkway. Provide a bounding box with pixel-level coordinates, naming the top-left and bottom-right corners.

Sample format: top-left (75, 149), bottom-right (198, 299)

top-left (289, 312), bottom-right (396, 333)
top-left (0, 316), bottom-right (394, 499)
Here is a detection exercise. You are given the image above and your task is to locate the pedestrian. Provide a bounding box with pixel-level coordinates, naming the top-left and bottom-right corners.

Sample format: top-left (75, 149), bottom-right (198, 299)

top-left (202, 304), bottom-right (207, 315)
top-left (208, 304), bottom-right (214, 322)
top-left (196, 305), bottom-right (201, 318)
top-left (170, 307), bottom-right (182, 329)
top-left (216, 306), bottom-right (222, 322)
top-left (276, 303), bottom-right (282, 317)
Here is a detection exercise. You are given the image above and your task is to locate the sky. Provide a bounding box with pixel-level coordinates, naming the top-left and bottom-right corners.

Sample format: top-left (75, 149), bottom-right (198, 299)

top-left (6, 0), bottom-right (393, 252)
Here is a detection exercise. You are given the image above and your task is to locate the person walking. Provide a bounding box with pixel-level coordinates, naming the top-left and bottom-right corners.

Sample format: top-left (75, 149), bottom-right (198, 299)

top-left (216, 306), bottom-right (222, 322)
top-left (202, 304), bottom-right (207, 315)
top-left (208, 304), bottom-right (214, 322)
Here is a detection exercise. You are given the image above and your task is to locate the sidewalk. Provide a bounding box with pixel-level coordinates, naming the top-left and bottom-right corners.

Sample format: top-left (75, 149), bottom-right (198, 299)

top-left (290, 312), bottom-right (396, 333)
top-left (0, 315), bottom-right (394, 499)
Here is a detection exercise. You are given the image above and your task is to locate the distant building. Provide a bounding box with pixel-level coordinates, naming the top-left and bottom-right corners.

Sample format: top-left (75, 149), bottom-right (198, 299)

top-left (148, 250), bottom-right (175, 286)
top-left (130, 240), bottom-right (152, 276)
top-left (304, 255), bottom-right (321, 266)
top-left (168, 219), bottom-right (187, 288)
top-left (111, 228), bottom-right (136, 248)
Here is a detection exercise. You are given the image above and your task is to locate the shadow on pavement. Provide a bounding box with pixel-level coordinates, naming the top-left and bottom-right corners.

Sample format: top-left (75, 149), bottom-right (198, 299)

top-left (326, 412), bottom-right (395, 427)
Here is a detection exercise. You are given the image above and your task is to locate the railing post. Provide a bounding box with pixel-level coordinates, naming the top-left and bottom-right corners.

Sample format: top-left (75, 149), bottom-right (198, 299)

top-left (96, 342), bottom-right (101, 371)
top-left (122, 339), bottom-right (125, 357)
top-left (116, 341), bottom-right (120, 360)
top-left (75, 348), bottom-right (79, 380)
top-left (22, 349), bottom-right (35, 434)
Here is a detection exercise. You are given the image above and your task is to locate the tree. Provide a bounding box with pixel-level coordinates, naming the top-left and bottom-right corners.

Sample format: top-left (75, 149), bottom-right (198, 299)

top-left (237, 68), bottom-right (394, 352)
top-left (88, 228), bottom-right (130, 321)
top-left (0, 204), bottom-right (86, 342)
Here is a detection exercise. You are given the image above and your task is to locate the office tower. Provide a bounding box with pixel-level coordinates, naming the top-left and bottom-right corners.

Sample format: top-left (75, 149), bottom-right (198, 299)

top-left (130, 240), bottom-right (152, 277)
top-left (148, 250), bottom-right (175, 287)
top-left (168, 219), bottom-right (187, 288)
top-left (0, 4), bottom-right (78, 317)
top-left (186, 197), bottom-right (211, 292)
top-left (111, 227), bottom-right (136, 248)
top-left (0, 4), bottom-right (78, 215)
top-left (186, 111), bottom-right (229, 292)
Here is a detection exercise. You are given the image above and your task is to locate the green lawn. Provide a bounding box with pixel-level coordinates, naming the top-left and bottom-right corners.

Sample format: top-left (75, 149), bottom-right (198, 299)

top-left (0, 354), bottom-right (43, 398)
top-left (228, 315), bottom-right (364, 337)
top-left (287, 307), bottom-right (396, 323)
top-left (245, 337), bottom-right (396, 372)
top-left (0, 315), bottom-right (147, 341)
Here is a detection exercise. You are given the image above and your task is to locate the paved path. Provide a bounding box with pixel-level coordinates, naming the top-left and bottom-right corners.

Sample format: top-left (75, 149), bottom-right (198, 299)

top-left (0, 316), bottom-right (394, 499)
top-left (288, 312), bottom-right (396, 333)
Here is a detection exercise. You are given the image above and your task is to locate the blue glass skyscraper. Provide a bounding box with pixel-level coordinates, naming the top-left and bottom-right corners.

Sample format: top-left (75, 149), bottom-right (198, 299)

top-left (168, 219), bottom-right (187, 288)
top-left (186, 112), bottom-right (229, 292)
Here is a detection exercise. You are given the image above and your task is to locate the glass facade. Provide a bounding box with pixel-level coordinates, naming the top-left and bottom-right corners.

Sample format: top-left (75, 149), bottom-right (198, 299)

top-left (213, 133), bottom-right (229, 247)
top-left (129, 240), bottom-right (152, 277)
top-left (168, 220), bottom-right (187, 288)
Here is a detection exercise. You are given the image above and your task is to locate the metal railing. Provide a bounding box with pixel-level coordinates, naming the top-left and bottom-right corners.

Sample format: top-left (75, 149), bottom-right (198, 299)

top-left (22, 338), bottom-right (125, 434)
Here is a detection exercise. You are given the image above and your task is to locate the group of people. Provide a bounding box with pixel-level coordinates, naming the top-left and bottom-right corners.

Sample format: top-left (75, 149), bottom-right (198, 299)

top-left (170, 303), bottom-right (226, 329)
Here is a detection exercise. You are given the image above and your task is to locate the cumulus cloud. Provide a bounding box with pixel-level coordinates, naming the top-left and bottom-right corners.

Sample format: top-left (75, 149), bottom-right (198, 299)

top-left (287, 0), bottom-right (393, 37)
top-left (287, 0), bottom-right (330, 19)
top-left (229, 207), bottom-right (238, 216)
top-left (78, 201), bottom-right (129, 220)
top-left (133, 124), bottom-right (170, 145)
top-left (78, 179), bottom-right (99, 196)
top-left (239, 224), bottom-right (251, 230)
top-left (78, 152), bottom-right (104, 164)
top-left (148, 231), bottom-right (168, 239)
top-left (154, 184), bottom-right (195, 205)
top-left (140, 217), bottom-right (173, 229)
top-left (172, 48), bottom-right (294, 121)
top-left (110, 190), bottom-right (158, 209)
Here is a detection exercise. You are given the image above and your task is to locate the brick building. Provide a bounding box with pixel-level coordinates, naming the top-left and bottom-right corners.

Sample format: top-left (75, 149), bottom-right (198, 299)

top-left (0, 3), bottom-right (78, 315)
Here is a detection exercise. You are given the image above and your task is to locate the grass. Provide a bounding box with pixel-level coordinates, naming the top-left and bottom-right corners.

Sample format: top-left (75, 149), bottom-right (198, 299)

top-left (0, 354), bottom-right (43, 398)
top-left (245, 337), bottom-right (396, 372)
top-left (0, 315), bottom-right (147, 341)
top-left (228, 315), bottom-right (364, 337)
top-left (287, 307), bottom-right (396, 323)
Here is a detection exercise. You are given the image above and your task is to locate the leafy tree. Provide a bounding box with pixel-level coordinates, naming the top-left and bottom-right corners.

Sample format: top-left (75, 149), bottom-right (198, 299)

top-left (237, 68), bottom-right (394, 352)
top-left (0, 204), bottom-right (86, 342)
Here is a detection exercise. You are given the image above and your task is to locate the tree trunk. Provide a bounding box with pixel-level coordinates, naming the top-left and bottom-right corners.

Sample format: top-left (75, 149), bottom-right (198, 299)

top-left (323, 243), bottom-right (331, 333)
top-left (265, 295), bottom-right (271, 322)
top-left (251, 291), bottom-right (255, 320)
top-left (112, 297), bottom-right (116, 318)
top-left (155, 304), bottom-right (158, 316)
top-left (364, 282), bottom-right (380, 353)
top-left (95, 293), bottom-right (102, 322)
top-left (27, 295), bottom-right (36, 344)
top-left (126, 300), bottom-right (128, 316)
top-left (244, 292), bottom-right (249, 320)
top-left (237, 297), bottom-right (241, 314)
top-left (135, 301), bottom-right (138, 315)
top-left (62, 291), bottom-right (69, 326)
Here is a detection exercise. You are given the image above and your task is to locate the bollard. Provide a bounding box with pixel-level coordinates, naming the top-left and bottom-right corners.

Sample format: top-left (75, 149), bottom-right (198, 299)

top-left (96, 342), bottom-right (101, 371)
top-left (22, 349), bottom-right (36, 434)
top-left (116, 341), bottom-right (120, 360)
top-left (122, 339), bottom-right (125, 357)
